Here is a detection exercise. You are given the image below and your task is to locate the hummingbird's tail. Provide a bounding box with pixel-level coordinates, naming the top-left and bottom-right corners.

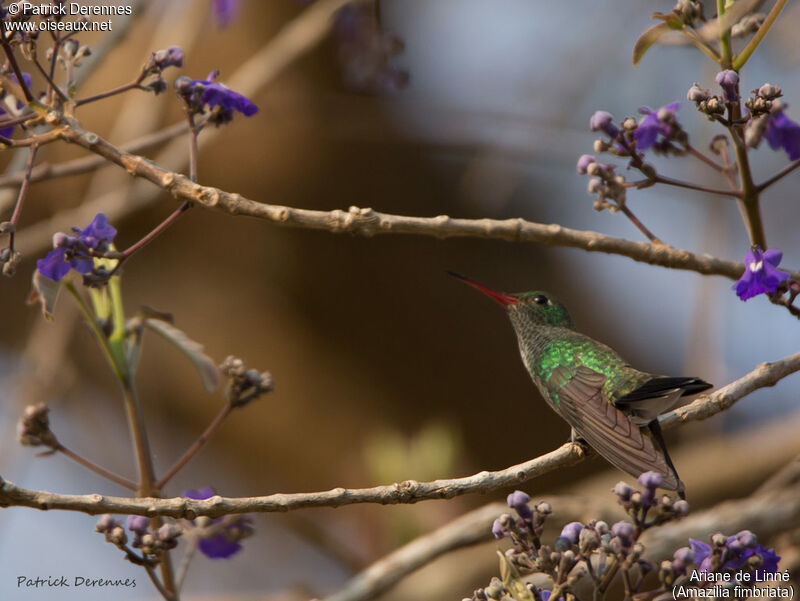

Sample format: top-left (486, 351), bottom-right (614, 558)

top-left (647, 419), bottom-right (686, 500)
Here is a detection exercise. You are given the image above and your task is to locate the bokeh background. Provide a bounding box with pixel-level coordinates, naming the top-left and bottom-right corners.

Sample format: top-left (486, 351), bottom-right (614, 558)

top-left (1, 0), bottom-right (799, 599)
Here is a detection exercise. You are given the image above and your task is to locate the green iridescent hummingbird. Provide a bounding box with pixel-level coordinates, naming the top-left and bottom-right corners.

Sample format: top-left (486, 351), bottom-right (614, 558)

top-left (450, 272), bottom-right (711, 498)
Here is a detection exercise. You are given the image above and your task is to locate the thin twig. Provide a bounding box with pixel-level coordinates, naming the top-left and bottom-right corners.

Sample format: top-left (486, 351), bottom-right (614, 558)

top-left (2, 352), bottom-right (799, 517)
top-left (650, 173), bottom-right (739, 197)
top-left (757, 159), bottom-right (800, 192)
top-left (685, 144), bottom-right (726, 173)
top-left (6, 144), bottom-right (38, 252)
top-left (174, 537), bottom-right (197, 592)
top-left (144, 563), bottom-right (174, 601)
top-left (76, 81), bottom-right (142, 107)
top-left (55, 444), bottom-right (137, 491)
top-left (155, 404), bottom-right (233, 489)
top-left (617, 204), bottom-right (662, 244)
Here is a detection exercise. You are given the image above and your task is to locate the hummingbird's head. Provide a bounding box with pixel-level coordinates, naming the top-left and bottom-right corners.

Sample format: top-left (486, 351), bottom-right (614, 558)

top-left (448, 272), bottom-right (574, 329)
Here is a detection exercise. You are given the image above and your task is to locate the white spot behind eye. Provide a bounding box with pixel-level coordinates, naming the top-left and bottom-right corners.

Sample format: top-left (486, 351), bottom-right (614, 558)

top-left (749, 260), bottom-right (763, 272)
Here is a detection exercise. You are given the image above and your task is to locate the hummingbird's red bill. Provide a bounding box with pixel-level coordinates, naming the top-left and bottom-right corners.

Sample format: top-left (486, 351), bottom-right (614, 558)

top-left (447, 271), bottom-right (519, 306)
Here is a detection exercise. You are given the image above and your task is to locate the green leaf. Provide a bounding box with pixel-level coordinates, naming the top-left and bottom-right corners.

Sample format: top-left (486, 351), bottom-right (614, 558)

top-left (633, 22), bottom-right (679, 65)
top-left (141, 318), bottom-right (219, 392)
top-left (651, 11), bottom-right (685, 28)
top-left (497, 551), bottom-right (536, 601)
top-left (27, 269), bottom-right (63, 321)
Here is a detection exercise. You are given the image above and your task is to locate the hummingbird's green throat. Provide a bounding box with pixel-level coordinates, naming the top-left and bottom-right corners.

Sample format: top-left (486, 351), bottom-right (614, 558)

top-left (450, 271), bottom-right (712, 498)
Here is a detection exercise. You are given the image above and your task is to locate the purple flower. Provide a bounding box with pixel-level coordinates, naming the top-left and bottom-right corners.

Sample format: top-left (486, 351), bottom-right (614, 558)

top-left (690, 536), bottom-right (780, 577)
top-left (634, 102), bottom-right (681, 150)
top-left (36, 213), bottom-right (117, 282)
top-left (0, 73), bottom-right (32, 138)
top-left (733, 246), bottom-right (790, 301)
top-left (183, 487), bottom-right (252, 559)
top-left (764, 110), bottom-right (800, 160)
top-left (177, 71), bottom-right (258, 124)
top-left (212, 0), bottom-right (239, 26)
top-left (716, 70), bottom-right (740, 103)
top-left (589, 110), bottom-right (619, 138)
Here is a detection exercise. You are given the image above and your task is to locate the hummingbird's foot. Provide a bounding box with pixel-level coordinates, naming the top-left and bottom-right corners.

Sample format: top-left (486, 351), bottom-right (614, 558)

top-left (569, 428), bottom-right (588, 445)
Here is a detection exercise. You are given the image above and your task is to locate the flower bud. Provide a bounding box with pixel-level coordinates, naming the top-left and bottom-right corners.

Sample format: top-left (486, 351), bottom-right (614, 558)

top-left (127, 515), bottom-right (149, 536)
top-left (491, 518), bottom-right (506, 539)
top-left (612, 521), bottom-right (634, 539)
top-left (687, 83), bottom-right (710, 103)
top-left (576, 154), bottom-right (596, 175)
top-left (736, 530), bottom-right (757, 548)
top-left (174, 75), bottom-right (193, 95)
top-left (638, 470), bottom-right (663, 489)
top-left (153, 46), bottom-right (184, 70)
top-left (96, 514), bottom-right (117, 533)
top-left (672, 499), bottom-right (690, 516)
top-left (157, 523), bottom-right (182, 550)
top-left (109, 526), bottom-right (128, 546)
top-left (716, 70), bottom-right (740, 102)
top-left (560, 521), bottom-right (584, 544)
top-left (758, 83), bottom-right (782, 100)
top-left (590, 111), bottom-right (619, 138)
top-left (612, 481), bottom-right (632, 501)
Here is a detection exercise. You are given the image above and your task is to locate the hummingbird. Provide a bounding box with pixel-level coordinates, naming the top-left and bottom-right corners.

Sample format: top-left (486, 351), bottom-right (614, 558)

top-left (450, 272), bottom-right (711, 498)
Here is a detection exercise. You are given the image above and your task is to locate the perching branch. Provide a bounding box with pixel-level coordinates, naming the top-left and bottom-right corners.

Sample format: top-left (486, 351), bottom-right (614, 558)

top-left (1, 352), bottom-right (799, 518)
top-left (52, 118), bottom-right (789, 283)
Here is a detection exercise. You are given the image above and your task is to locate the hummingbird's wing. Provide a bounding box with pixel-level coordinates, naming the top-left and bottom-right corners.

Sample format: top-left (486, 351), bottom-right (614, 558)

top-left (549, 365), bottom-right (680, 491)
top-left (614, 377), bottom-right (713, 425)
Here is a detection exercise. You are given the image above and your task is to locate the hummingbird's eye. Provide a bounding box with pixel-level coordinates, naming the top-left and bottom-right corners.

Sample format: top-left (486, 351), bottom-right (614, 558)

top-left (532, 294), bottom-right (549, 305)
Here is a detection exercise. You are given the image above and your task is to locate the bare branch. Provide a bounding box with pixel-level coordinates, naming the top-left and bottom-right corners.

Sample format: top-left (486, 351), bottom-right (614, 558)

top-left (1, 352), bottom-right (799, 518)
top-left (0, 120), bottom-right (190, 189)
top-left (54, 119), bottom-right (778, 282)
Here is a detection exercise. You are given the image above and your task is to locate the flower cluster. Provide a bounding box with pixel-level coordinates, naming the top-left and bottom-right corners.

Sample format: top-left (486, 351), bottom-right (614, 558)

top-left (127, 516), bottom-right (182, 555)
top-left (576, 153), bottom-right (627, 212)
top-left (690, 531), bottom-right (780, 579)
top-left (36, 213), bottom-right (117, 283)
top-left (589, 102), bottom-right (686, 157)
top-left (96, 514), bottom-right (182, 565)
top-left (219, 355), bottom-right (274, 407)
top-left (175, 71), bottom-right (258, 125)
top-left (470, 477), bottom-right (781, 601)
top-left (16, 403), bottom-right (57, 448)
top-left (612, 471), bottom-right (689, 526)
top-left (139, 46), bottom-right (185, 95)
top-left (182, 487), bottom-right (254, 559)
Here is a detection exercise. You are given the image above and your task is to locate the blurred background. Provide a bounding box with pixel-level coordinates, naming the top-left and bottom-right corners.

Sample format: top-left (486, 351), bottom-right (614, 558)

top-left (1, 0), bottom-right (799, 599)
